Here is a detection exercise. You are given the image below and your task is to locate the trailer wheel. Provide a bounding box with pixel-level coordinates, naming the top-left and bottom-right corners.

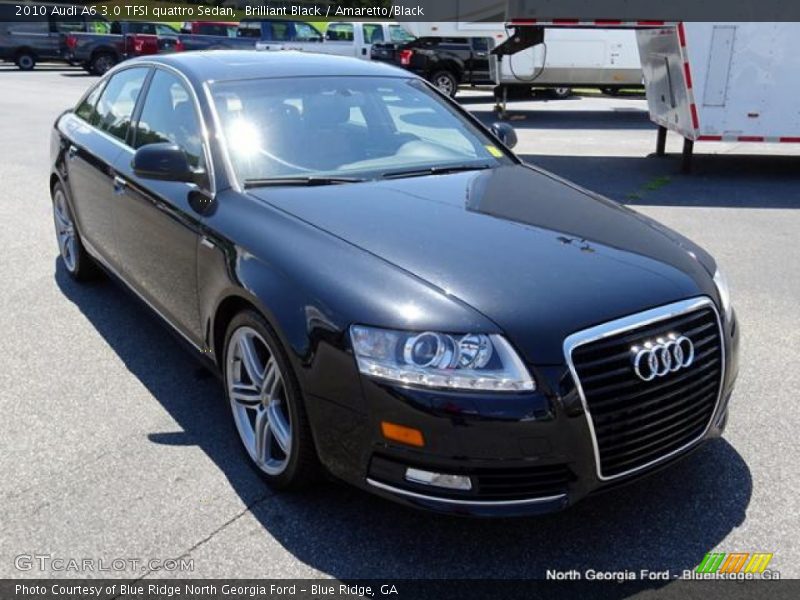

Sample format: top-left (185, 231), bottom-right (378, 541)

top-left (15, 51), bottom-right (36, 71)
top-left (550, 87), bottom-right (573, 99)
top-left (90, 52), bottom-right (116, 76)
top-left (429, 70), bottom-right (459, 98)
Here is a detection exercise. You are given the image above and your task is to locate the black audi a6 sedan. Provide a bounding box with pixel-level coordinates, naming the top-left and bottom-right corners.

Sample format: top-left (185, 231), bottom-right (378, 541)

top-left (50, 51), bottom-right (739, 516)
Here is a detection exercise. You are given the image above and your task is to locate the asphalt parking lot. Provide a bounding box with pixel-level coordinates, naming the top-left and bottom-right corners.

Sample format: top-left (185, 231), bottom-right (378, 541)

top-left (1, 64), bottom-right (799, 582)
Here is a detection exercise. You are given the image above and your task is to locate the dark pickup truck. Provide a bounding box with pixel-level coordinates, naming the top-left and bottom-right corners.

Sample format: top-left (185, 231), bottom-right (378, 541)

top-left (371, 36), bottom-right (494, 97)
top-left (65, 21), bottom-right (183, 75)
top-left (178, 21), bottom-right (257, 52)
top-left (0, 15), bottom-right (94, 70)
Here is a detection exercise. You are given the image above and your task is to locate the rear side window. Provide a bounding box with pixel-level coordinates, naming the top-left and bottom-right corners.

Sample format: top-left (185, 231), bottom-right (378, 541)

top-left (93, 68), bottom-right (148, 143)
top-left (75, 81), bottom-right (105, 123)
top-left (362, 24), bottom-right (384, 44)
top-left (134, 70), bottom-right (204, 169)
top-left (267, 22), bottom-right (290, 41)
top-left (327, 23), bottom-right (354, 42)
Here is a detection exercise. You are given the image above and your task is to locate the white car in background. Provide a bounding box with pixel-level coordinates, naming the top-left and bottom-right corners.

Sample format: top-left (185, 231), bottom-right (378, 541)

top-left (255, 21), bottom-right (414, 59)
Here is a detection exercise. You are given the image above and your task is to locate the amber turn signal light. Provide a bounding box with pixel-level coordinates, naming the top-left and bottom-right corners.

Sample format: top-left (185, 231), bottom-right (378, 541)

top-left (381, 421), bottom-right (424, 447)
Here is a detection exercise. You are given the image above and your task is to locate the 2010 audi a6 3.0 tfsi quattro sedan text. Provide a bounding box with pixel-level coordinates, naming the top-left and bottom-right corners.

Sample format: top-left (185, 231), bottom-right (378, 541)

top-left (50, 51), bottom-right (739, 516)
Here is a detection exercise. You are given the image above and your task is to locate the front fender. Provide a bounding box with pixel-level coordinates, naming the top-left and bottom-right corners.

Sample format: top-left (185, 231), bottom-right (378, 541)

top-left (197, 189), bottom-right (497, 411)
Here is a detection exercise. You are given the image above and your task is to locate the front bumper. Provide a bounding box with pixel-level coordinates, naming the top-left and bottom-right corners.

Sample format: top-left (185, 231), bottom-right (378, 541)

top-left (359, 389), bottom-right (734, 518)
top-left (308, 299), bottom-right (739, 517)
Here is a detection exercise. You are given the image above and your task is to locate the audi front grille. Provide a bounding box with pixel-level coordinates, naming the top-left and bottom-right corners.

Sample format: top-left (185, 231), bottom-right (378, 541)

top-left (565, 298), bottom-right (724, 480)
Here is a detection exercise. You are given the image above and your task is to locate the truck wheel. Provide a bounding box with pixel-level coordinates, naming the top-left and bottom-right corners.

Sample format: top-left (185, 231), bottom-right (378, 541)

top-left (90, 52), bottom-right (116, 76)
top-left (15, 51), bottom-right (36, 71)
top-left (551, 87), bottom-right (573, 99)
top-left (430, 70), bottom-right (459, 98)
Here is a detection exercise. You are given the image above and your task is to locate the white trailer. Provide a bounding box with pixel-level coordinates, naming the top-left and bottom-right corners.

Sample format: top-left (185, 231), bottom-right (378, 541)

top-left (400, 21), bottom-right (642, 94)
top-left (494, 27), bottom-right (641, 92)
top-left (497, 20), bottom-right (800, 171)
top-left (638, 22), bottom-right (800, 169)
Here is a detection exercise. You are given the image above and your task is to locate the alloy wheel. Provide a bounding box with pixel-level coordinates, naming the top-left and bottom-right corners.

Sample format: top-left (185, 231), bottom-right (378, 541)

top-left (434, 74), bottom-right (455, 96)
top-left (52, 188), bottom-right (77, 272)
top-left (226, 326), bottom-right (293, 476)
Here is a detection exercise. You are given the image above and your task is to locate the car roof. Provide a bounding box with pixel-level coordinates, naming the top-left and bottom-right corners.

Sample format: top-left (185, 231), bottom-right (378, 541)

top-left (129, 51), bottom-right (414, 85)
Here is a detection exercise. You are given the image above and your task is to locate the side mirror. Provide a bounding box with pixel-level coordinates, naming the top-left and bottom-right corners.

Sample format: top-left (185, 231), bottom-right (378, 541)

top-left (490, 122), bottom-right (518, 149)
top-left (132, 143), bottom-right (204, 185)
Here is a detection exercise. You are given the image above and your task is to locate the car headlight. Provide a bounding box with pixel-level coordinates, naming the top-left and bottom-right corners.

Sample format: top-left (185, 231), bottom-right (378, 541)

top-left (350, 325), bottom-right (535, 392)
top-left (713, 268), bottom-right (733, 322)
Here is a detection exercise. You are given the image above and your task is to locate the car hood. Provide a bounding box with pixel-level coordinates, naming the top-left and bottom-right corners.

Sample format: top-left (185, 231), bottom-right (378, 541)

top-left (248, 164), bottom-right (717, 364)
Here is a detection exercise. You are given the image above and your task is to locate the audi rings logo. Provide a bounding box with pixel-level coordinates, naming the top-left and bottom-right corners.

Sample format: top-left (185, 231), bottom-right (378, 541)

top-left (631, 334), bottom-right (695, 382)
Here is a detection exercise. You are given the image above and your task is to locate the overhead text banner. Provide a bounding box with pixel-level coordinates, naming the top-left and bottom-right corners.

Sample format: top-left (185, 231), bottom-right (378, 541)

top-left (2, 1), bottom-right (800, 23)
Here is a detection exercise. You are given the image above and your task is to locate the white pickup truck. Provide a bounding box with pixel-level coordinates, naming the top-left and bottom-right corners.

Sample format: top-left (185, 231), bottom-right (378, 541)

top-left (255, 21), bottom-right (414, 60)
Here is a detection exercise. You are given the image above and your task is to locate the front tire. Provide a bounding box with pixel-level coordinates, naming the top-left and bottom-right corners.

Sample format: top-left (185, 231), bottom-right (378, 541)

top-left (223, 310), bottom-right (320, 490)
top-left (15, 51), bottom-right (36, 71)
top-left (429, 70), bottom-right (459, 98)
top-left (51, 183), bottom-right (99, 281)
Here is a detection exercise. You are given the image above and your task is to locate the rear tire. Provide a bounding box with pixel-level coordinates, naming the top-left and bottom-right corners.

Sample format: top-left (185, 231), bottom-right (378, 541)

top-left (90, 52), bottom-right (116, 76)
top-left (15, 51), bottom-right (36, 71)
top-left (51, 182), bottom-right (99, 281)
top-left (429, 70), bottom-right (459, 98)
top-left (550, 87), bottom-right (572, 99)
top-left (223, 310), bottom-right (321, 490)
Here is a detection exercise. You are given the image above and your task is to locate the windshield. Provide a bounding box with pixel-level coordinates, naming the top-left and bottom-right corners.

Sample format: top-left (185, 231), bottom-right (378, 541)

top-left (211, 76), bottom-right (512, 184)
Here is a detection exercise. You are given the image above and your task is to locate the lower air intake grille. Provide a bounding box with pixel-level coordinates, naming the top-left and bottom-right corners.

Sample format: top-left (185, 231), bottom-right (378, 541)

top-left (369, 455), bottom-right (572, 501)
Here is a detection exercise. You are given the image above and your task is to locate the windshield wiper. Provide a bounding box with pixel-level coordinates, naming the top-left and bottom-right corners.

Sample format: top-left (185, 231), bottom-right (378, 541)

top-left (243, 176), bottom-right (365, 188)
top-left (381, 164), bottom-right (494, 180)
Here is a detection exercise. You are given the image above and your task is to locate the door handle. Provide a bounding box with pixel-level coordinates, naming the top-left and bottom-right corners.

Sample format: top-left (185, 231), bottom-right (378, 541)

top-left (113, 175), bottom-right (127, 195)
top-left (67, 145), bottom-right (78, 159)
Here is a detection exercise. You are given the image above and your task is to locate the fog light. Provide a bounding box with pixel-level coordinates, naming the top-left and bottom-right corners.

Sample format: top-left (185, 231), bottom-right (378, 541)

top-left (405, 467), bottom-right (472, 491)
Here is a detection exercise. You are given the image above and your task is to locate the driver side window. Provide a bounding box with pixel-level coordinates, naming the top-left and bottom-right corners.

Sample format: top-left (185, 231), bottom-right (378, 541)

top-left (133, 70), bottom-right (205, 170)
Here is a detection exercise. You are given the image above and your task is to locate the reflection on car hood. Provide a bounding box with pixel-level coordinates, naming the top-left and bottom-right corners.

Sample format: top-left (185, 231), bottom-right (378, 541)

top-left (248, 164), bottom-right (716, 364)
